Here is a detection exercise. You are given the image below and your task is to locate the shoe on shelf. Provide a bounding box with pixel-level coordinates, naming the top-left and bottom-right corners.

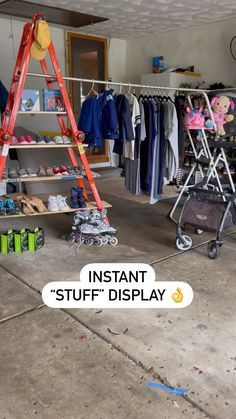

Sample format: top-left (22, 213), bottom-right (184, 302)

top-left (19, 168), bottom-right (28, 178)
top-left (44, 135), bottom-right (55, 144)
top-left (26, 168), bottom-right (37, 177)
top-left (45, 166), bottom-right (54, 177)
top-left (36, 134), bottom-right (46, 144)
top-left (0, 199), bottom-right (6, 215)
top-left (53, 166), bottom-right (62, 176)
top-left (71, 187), bottom-right (79, 208)
top-left (5, 199), bottom-right (20, 215)
top-left (66, 166), bottom-right (76, 176)
top-left (25, 135), bottom-right (36, 144)
top-left (73, 166), bottom-right (82, 176)
top-left (60, 165), bottom-right (68, 175)
top-left (62, 135), bottom-right (71, 144)
top-left (57, 195), bottom-right (70, 211)
top-left (30, 197), bottom-right (47, 213)
top-left (2, 168), bottom-right (8, 179)
top-left (11, 136), bottom-right (18, 145)
top-left (54, 135), bottom-right (63, 144)
top-left (77, 187), bottom-right (87, 208)
top-left (8, 168), bottom-right (18, 179)
top-left (37, 166), bottom-right (47, 177)
top-left (17, 136), bottom-right (28, 145)
top-left (48, 195), bottom-right (59, 212)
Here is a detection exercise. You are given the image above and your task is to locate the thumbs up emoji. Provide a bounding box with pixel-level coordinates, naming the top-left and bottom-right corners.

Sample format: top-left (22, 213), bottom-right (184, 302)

top-left (171, 288), bottom-right (183, 303)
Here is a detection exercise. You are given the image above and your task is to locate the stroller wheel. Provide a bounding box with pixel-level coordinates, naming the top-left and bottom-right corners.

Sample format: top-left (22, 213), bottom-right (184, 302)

top-left (195, 228), bottom-right (203, 235)
top-left (207, 240), bottom-right (221, 259)
top-left (175, 235), bottom-right (193, 251)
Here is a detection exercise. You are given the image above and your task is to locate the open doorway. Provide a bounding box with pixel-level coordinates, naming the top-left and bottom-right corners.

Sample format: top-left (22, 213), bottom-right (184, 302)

top-left (66, 32), bottom-right (109, 164)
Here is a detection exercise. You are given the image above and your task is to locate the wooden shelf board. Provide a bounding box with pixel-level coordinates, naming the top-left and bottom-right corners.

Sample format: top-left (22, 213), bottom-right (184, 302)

top-left (17, 111), bottom-right (67, 115)
top-left (0, 175), bottom-right (83, 183)
top-left (9, 143), bottom-right (88, 149)
top-left (0, 200), bottom-right (112, 219)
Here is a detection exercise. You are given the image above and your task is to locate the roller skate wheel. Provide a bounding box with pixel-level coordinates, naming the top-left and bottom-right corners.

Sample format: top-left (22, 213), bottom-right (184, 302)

top-left (109, 237), bottom-right (118, 246)
top-left (66, 233), bottom-right (75, 243)
top-left (175, 235), bottom-right (192, 251)
top-left (101, 236), bottom-right (109, 245)
top-left (94, 237), bottom-right (103, 247)
top-left (85, 237), bottom-right (93, 245)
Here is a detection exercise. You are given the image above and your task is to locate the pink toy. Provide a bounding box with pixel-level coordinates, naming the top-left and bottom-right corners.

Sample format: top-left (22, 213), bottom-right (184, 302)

top-left (184, 107), bottom-right (205, 128)
top-left (210, 96), bottom-right (234, 136)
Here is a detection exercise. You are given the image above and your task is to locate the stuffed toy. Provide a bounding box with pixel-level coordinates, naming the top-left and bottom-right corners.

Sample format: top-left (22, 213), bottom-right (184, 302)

top-left (206, 96), bottom-right (234, 136)
top-left (184, 107), bottom-right (205, 128)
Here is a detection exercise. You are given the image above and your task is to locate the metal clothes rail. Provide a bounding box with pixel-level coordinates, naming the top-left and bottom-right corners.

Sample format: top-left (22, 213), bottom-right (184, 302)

top-left (27, 72), bottom-right (209, 93)
top-left (27, 72), bottom-right (217, 123)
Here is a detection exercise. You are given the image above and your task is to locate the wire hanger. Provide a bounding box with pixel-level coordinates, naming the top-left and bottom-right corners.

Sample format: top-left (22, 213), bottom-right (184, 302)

top-left (119, 82), bottom-right (122, 94)
top-left (86, 80), bottom-right (98, 98)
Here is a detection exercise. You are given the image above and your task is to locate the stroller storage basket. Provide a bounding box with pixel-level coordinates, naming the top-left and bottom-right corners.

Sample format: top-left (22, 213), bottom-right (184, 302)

top-left (181, 198), bottom-right (234, 233)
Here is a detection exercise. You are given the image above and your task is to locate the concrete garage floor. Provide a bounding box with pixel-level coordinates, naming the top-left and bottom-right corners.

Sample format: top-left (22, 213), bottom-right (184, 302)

top-left (0, 186), bottom-right (236, 419)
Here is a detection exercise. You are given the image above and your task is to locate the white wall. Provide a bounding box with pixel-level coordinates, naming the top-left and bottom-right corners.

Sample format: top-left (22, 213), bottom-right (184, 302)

top-left (126, 18), bottom-right (236, 86)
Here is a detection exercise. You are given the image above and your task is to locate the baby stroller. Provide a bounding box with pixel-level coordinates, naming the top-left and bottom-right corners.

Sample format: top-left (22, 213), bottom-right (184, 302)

top-left (175, 182), bottom-right (236, 259)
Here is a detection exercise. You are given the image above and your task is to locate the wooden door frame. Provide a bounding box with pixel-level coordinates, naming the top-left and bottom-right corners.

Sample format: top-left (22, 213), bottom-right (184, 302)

top-left (65, 31), bottom-right (109, 163)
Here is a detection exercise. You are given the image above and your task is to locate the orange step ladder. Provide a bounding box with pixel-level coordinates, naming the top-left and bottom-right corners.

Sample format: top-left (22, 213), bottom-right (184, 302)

top-left (0, 13), bottom-right (108, 216)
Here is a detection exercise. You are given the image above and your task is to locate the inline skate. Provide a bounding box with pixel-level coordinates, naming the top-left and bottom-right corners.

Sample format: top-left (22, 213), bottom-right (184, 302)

top-left (66, 209), bottom-right (118, 246)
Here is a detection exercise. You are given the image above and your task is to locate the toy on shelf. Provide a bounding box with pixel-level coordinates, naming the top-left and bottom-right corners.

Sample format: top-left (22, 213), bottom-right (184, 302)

top-left (184, 107), bottom-right (205, 129)
top-left (205, 96), bottom-right (234, 136)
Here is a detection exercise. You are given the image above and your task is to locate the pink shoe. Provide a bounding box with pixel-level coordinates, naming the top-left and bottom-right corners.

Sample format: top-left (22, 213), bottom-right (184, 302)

top-left (11, 136), bottom-right (18, 144)
top-left (17, 136), bottom-right (28, 145)
top-left (25, 135), bottom-right (36, 144)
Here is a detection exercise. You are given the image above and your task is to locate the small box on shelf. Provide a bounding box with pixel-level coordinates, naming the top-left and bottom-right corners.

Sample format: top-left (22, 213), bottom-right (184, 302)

top-left (43, 89), bottom-right (65, 112)
top-left (21, 89), bottom-right (40, 112)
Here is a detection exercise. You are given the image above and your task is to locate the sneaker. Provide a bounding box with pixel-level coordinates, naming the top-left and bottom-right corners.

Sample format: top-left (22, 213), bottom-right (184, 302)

top-left (62, 135), bottom-right (71, 144)
top-left (60, 166), bottom-right (68, 175)
top-left (27, 168), bottom-right (37, 177)
top-left (71, 187), bottom-right (79, 208)
top-left (19, 169), bottom-right (28, 178)
top-left (17, 136), bottom-right (28, 145)
top-left (66, 166), bottom-right (76, 176)
top-left (8, 168), bottom-right (18, 179)
top-left (0, 199), bottom-right (6, 215)
top-left (25, 135), bottom-right (36, 144)
top-left (77, 187), bottom-right (87, 208)
top-left (53, 166), bottom-right (62, 176)
top-left (74, 167), bottom-right (82, 176)
top-left (36, 134), bottom-right (46, 144)
top-left (2, 168), bottom-right (8, 179)
top-left (37, 166), bottom-right (46, 177)
top-left (45, 166), bottom-right (54, 177)
top-left (5, 199), bottom-right (20, 215)
top-left (57, 195), bottom-right (70, 211)
top-left (48, 195), bottom-right (59, 212)
top-left (54, 135), bottom-right (63, 144)
top-left (11, 136), bottom-right (18, 145)
top-left (44, 136), bottom-right (55, 144)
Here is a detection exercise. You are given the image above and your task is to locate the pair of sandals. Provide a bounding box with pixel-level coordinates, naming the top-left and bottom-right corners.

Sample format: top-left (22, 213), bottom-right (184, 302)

top-left (15, 194), bottom-right (47, 215)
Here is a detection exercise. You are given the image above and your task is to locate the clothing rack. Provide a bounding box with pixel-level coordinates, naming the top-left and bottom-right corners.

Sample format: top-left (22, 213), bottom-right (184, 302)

top-left (27, 72), bottom-right (217, 124)
top-left (27, 72), bottom-right (209, 92)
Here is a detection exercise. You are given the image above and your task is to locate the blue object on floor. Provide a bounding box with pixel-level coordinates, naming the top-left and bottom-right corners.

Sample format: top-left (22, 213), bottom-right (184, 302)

top-left (147, 381), bottom-right (188, 395)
